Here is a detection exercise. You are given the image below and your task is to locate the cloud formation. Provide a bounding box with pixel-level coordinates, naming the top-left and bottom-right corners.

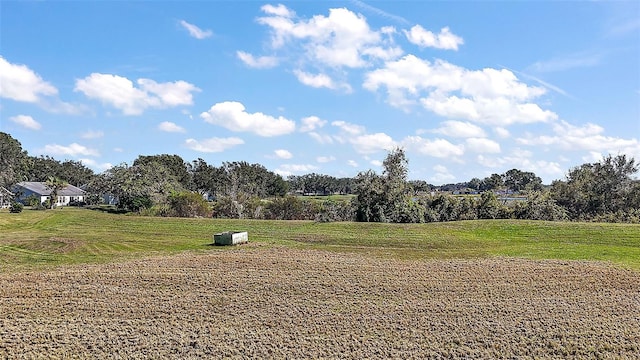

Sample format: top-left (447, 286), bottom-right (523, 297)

top-left (237, 51), bottom-right (279, 69)
top-left (517, 120), bottom-right (640, 157)
top-left (10, 115), bottom-right (41, 130)
top-left (274, 149), bottom-right (293, 159)
top-left (0, 56), bottom-right (57, 102)
top-left (179, 20), bottom-right (213, 39)
top-left (75, 73), bottom-right (200, 115)
top-left (432, 120), bottom-right (486, 138)
top-left (364, 55), bottom-right (556, 125)
top-left (200, 101), bottom-right (296, 137)
top-left (41, 143), bottom-right (99, 157)
top-left (185, 137), bottom-right (244, 153)
top-left (158, 121), bottom-right (186, 133)
top-left (404, 25), bottom-right (464, 50)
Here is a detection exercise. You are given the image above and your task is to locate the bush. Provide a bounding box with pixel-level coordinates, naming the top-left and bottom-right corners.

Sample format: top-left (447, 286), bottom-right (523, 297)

top-left (9, 201), bottom-right (23, 213)
top-left (68, 200), bottom-right (86, 207)
top-left (168, 191), bottom-right (212, 218)
top-left (24, 194), bottom-right (40, 207)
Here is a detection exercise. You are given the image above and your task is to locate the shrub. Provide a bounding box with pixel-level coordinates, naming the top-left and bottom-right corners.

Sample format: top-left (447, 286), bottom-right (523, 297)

top-left (168, 191), bottom-right (212, 218)
top-left (25, 195), bottom-right (40, 207)
top-left (9, 201), bottom-right (23, 213)
top-left (265, 196), bottom-right (304, 220)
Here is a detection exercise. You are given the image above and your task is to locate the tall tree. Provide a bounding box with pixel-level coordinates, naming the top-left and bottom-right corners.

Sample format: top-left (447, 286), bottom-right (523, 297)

top-left (381, 147), bottom-right (411, 221)
top-left (503, 169), bottom-right (542, 193)
top-left (134, 154), bottom-right (191, 189)
top-left (551, 154), bottom-right (638, 219)
top-left (354, 148), bottom-right (413, 222)
top-left (0, 132), bottom-right (29, 188)
top-left (96, 162), bottom-right (183, 212)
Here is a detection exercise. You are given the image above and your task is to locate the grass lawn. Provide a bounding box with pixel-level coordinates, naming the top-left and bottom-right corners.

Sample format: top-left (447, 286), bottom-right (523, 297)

top-left (1, 207), bottom-right (639, 270)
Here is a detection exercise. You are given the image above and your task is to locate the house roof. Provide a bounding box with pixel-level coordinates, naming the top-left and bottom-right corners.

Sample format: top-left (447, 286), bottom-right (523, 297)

top-left (0, 187), bottom-right (14, 196)
top-left (15, 182), bottom-right (86, 196)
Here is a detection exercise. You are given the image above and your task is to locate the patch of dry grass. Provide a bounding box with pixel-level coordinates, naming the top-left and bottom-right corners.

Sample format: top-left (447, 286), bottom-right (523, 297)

top-left (1, 246), bottom-right (638, 359)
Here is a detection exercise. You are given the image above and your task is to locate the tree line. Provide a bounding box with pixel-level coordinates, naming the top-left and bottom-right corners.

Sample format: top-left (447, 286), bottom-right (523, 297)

top-left (2, 132), bottom-right (638, 222)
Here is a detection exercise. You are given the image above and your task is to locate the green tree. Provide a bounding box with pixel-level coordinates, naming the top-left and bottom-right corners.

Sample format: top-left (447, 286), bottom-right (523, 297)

top-left (354, 148), bottom-right (413, 222)
top-left (134, 154), bottom-right (191, 189)
top-left (480, 173), bottom-right (504, 191)
top-left (96, 162), bottom-right (182, 212)
top-left (477, 191), bottom-right (501, 219)
top-left (551, 154), bottom-right (638, 219)
top-left (514, 191), bottom-right (567, 221)
top-left (0, 132), bottom-right (29, 188)
top-left (503, 169), bottom-right (542, 193)
top-left (354, 169), bottom-right (386, 222)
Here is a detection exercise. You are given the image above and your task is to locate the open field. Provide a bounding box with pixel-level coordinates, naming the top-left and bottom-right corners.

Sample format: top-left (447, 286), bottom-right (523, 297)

top-left (1, 248), bottom-right (639, 358)
top-left (1, 208), bottom-right (639, 358)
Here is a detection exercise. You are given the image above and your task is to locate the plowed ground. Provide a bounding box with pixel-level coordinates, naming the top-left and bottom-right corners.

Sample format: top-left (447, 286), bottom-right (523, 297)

top-left (1, 245), bottom-right (639, 359)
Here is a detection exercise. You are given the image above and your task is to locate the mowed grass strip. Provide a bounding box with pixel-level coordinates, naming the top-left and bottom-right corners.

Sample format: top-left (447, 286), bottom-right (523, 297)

top-left (1, 207), bottom-right (639, 269)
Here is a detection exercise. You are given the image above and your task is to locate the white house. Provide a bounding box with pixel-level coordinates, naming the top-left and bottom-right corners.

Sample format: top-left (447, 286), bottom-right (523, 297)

top-left (13, 182), bottom-right (86, 207)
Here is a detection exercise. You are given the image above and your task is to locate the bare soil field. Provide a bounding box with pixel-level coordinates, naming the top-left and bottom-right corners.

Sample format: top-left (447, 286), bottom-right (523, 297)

top-left (1, 245), bottom-right (638, 359)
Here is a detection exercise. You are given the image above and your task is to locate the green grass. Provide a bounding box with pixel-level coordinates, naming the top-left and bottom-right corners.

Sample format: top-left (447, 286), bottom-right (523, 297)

top-left (1, 207), bottom-right (639, 270)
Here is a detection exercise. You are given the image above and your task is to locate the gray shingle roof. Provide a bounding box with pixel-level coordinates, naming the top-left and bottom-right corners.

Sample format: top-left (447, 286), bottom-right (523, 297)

top-left (16, 182), bottom-right (86, 196)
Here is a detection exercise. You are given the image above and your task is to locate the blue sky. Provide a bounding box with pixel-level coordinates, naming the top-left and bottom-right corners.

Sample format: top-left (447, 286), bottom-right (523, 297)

top-left (1, 1), bottom-right (639, 184)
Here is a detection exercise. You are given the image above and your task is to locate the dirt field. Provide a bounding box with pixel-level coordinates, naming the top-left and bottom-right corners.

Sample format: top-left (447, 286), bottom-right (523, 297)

top-left (1, 245), bottom-right (639, 359)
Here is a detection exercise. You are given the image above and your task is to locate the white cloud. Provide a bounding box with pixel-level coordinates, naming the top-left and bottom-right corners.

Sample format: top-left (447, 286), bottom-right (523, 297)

top-left (332, 120), bottom-right (365, 136)
top-left (0, 56), bottom-right (57, 102)
top-left (158, 121), bottom-right (186, 133)
top-left (275, 163), bottom-right (319, 177)
top-left (465, 137), bottom-right (501, 154)
top-left (347, 160), bottom-right (359, 167)
top-left (299, 116), bottom-right (327, 132)
top-left (433, 120), bottom-right (486, 138)
top-left (257, 5), bottom-right (402, 68)
top-left (403, 136), bottom-right (464, 158)
top-left (308, 131), bottom-right (334, 144)
top-left (317, 156), bottom-right (335, 163)
top-left (494, 127), bottom-right (510, 138)
top-left (430, 164), bottom-right (456, 184)
top-left (75, 73), bottom-right (200, 115)
top-left (200, 101), bottom-right (296, 137)
top-left (433, 164), bottom-right (449, 173)
top-left (370, 160), bottom-right (383, 167)
top-left (237, 51), bottom-right (279, 69)
top-left (261, 4), bottom-right (295, 18)
top-left (351, 132), bottom-right (397, 154)
top-left (185, 137), bottom-right (244, 153)
top-left (517, 120), bottom-right (639, 156)
top-left (582, 151), bottom-right (604, 164)
top-left (293, 70), bottom-right (352, 92)
top-left (274, 149), bottom-right (293, 159)
top-left (80, 130), bottom-right (104, 139)
top-left (364, 55), bottom-right (556, 125)
top-left (41, 143), bottom-right (99, 157)
top-left (179, 20), bottom-right (213, 39)
top-left (404, 25), bottom-right (463, 50)
top-left (10, 115), bottom-right (41, 130)
top-left (79, 158), bottom-right (113, 172)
